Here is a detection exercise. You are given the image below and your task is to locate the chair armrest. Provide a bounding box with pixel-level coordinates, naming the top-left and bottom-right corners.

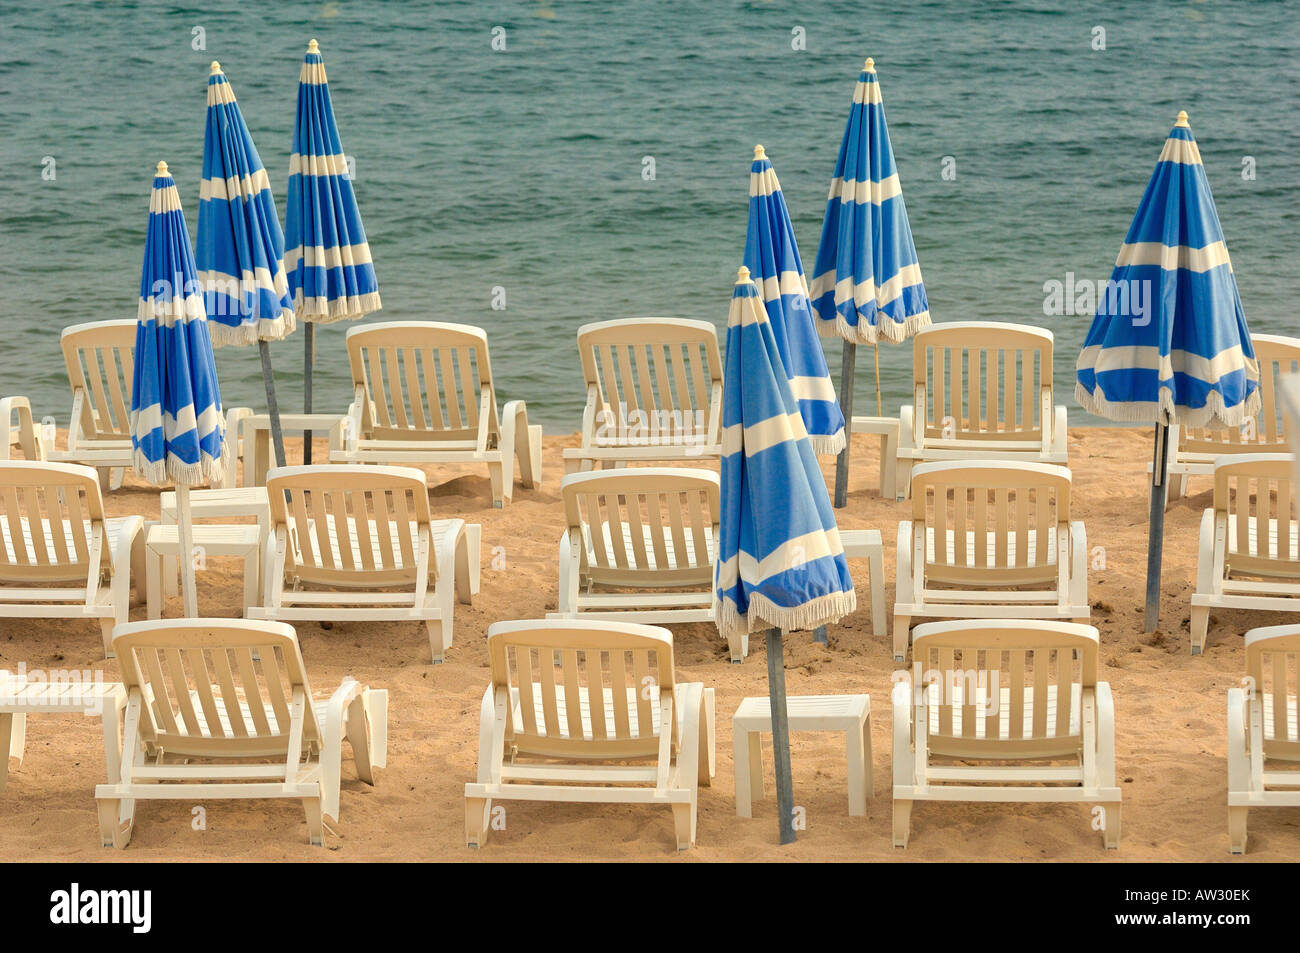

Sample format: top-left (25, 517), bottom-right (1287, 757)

top-left (1226, 687), bottom-right (1251, 796)
top-left (898, 404), bottom-right (915, 454)
top-left (892, 678), bottom-right (914, 788)
top-left (579, 384), bottom-right (597, 451)
top-left (706, 381), bottom-right (724, 445)
top-left (341, 384), bottom-right (366, 450)
top-left (1196, 508), bottom-right (1217, 596)
top-left (0, 395), bottom-right (44, 461)
top-left (1095, 682), bottom-right (1116, 787)
top-left (1070, 519), bottom-right (1087, 609)
top-left (476, 391), bottom-right (492, 454)
top-left (1052, 403), bottom-right (1068, 458)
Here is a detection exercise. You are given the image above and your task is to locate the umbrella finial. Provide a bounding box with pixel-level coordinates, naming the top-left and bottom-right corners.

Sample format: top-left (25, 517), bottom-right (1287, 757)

top-left (753, 144), bottom-right (766, 159)
top-left (737, 266), bottom-right (751, 283)
top-left (307, 38), bottom-right (320, 53)
top-left (1175, 110), bottom-right (1189, 127)
top-left (864, 57), bottom-right (875, 71)
top-left (155, 160), bottom-right (169, 176)
top-left (209, 60), bottom-right (222, 74)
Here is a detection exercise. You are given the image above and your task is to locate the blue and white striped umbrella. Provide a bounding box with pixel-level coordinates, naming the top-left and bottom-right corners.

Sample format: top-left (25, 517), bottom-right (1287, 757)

top-left (1076, 111), bottom-right (1259, 428)
top-left (131, 162), bottom-right (225, 488)
top-left (284, 39), bottom-right (380, 324)
top-left (809, 59), bottom-right (930, 344)
top-left (198, 61), bottom-right (295, 345)
top-left (744, 145), bottom-right (846, 456)
top-left (715, 267), bottom-right (856, 642)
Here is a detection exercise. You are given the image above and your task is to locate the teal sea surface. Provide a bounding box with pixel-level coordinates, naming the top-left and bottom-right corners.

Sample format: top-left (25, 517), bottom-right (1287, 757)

top-left (0, 0), bottom-right (1296, 430)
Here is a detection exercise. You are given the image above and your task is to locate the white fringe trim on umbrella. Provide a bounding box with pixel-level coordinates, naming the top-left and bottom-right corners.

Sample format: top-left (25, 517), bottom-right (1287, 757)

top-left (807, 428), bottom-right (847, 456)
top-left (816, 310), bottom-right (931, 346)
top-left (1074, 382), bottom-right (1263, 430)
top-left (715, 588), bottom-right (858, 642)
top-left (132, 450), bottom-right (226, 489)
top-left (206, 311), bottom-right (297, 348)
top-left (295, 291), bottom-right (383, 325)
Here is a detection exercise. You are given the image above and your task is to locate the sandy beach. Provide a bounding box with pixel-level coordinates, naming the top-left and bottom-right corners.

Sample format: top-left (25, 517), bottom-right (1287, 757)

top-left (0, 426), bottom-right (1293, 863)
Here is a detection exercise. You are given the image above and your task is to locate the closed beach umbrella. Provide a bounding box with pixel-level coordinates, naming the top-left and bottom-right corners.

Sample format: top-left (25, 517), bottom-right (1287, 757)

top-left (744, 145), bottom-right (846, 457)
top-left (810, 59), bottom-right (931, 506)
top-left (284, 38), bottom-right (381, 462)
top-left (715, 266), bottom-right (856, 843)
top-left (198, 61), bottom-right (295, 469)
top-left (131, 162), bottom-right (226, 618)
top-left (1076, 111), bottom-right (1259, 632)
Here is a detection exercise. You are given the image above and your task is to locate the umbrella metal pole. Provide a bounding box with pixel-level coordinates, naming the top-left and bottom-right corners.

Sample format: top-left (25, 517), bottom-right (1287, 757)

top-left (765, 627), bottom-right (797, 844)
top-left (833, 343), bottom-right (856, 508)
top-left (176, 483), bottom-right (199, 618)
top-left (303, 323), bottom-right (314, 465)
top-left (1144, 423), bottom-right (1170, 633)
top-left (813, 625), bottom-right (827, 644)
top-left (258, 340), bottom-right (287, 470)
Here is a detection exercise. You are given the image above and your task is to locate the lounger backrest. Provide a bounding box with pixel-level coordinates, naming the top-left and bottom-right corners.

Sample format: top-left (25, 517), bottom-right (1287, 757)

top-left (112, 619), bottom-right (320, 760)
top-left (347, 322), bottom-right (499, 444)
top-left (911, 620), bottom-right (1097, 758)
top-left (576, 318), bottom-right (721, 447)
top-left (266, 464), bottom-right (434, 588)
top-left (1182, 334), bottom-right (1299, 456)
top-left (61, 321), bottom-right (137, 443)
top-left (1244, 625), bottom-right (1300, 761)
top-left (1213, 453), bottom-right (1299, 578)
top-left (562, 468), bottom-right (718, 587)
top-left (0, 461), bottom-right (105, 583)
top-left (911, 461), bottom-right (1070, 585)
top-left (912, 322), bottom-right (1052, 443)
top-left (487, 620), bottom-right (676, 760)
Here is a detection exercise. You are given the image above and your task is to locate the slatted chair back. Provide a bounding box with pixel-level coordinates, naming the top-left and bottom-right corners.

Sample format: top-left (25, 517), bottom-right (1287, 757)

top-left (61, 321), bottom-right (137, 444)
top-left (1213, 454), bottom-right (1300, 579)
top-left (911, 461), bottom-right (1070, 587)
top-left (1182, 334), bottom-right (1299, 457)
top-left (1244, 626), bottom-right (1300, 763)
top-left (576, 319), bottom-right (722, 449)
top-left (912, 620), bottom-right (1098, 759)
top-left (562, 469), bottom-right (718, 588)
top-left (266, 465), bottom-right (434, 589)
top-left (912, 322), bottom-right (1053, 446)
top-left (0, 461), bottom-right (105, 584)
top-left (346, 322), bottom-right (498, 447)
top-left (487, 620), bottom-right (677, 761)
top-left (112, 619), bottom-right (319, 762)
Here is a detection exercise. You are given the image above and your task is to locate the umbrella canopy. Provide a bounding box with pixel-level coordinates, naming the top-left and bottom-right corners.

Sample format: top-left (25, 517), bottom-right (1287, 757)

top-left (131, 162), bottom-right (225, 488)
top-left (284, 38), bottom-right (380, 324)
top-left (1074, 111), bottom-right (1259, 633)
top-left (744, 145), bottom-right (846, 456)
top-left (809, 59), bottom-right (929, 345)
top-left (131, 161), bottom-right (226, 619)
top-left (198, 61), bottom-right (295, 345)
top-left (198, 60), bottom-right (294, 469)
top-left (1076, 112), bottom-right (1259, 428)
top-left (715, 267), bottom-right (856, 640)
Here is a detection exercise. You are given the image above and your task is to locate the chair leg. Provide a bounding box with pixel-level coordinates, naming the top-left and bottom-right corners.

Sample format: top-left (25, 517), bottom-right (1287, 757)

top-left (109, 467), bottom-right (124, 491)
top-left (0, 713), bottom-right (10, 794)
top-left (465, 796), bottom-right (491, 848)
top-left (892, 799), bottom-right (912, 847)
top-left (1190, 606), bottom-right (1209, 655)
top-left (100, 620), bottom-right (117, 659)
top-left (727, 630), bottom-right (746, 663)
top-left (893, 614), bottom-right (911, 663)
top-left (96, 797), bottom-right (134, 849)
top-left (672, 801), bottom-right (695, 850)
top-left (487, 461), bottom-right (505, 508)
top-left (734, 727), bottom-right (753, 818)
top-left (1228, 806), bottom-right (1248, 855)
top-left (1102, 801), bottom-right (1121, 849)
top-left (868, 544), bottom-right (886, 637)
top-left (303, 796), bottom-right (325, 846)
top-left (146, 548), bottom-right (162, 621)
top-left (846, 724), bottom-right (867, 817)
top-left (699, 687), bottom-right (715, 786)
top-left (425, 620), bottom-right (448, 664)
